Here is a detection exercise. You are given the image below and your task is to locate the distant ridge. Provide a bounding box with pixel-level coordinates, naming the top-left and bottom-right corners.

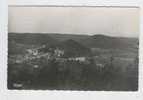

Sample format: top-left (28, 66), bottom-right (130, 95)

top-left (9, 32), bottom-right (138, 38)
top-left (8, 33), bottom-right (138, 51)
top-left (8, 33), bottom-right (58, 45)
top-left (90, 34), bottom-right (138, 49)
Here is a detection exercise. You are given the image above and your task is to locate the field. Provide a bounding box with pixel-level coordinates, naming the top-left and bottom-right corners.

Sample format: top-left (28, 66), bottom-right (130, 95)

top-left (8, 33), bottom-right (138, 91)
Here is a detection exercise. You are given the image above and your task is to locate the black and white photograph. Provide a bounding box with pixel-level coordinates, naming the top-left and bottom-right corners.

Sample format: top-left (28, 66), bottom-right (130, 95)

top-left (8, 7), bottom-right (139, 91)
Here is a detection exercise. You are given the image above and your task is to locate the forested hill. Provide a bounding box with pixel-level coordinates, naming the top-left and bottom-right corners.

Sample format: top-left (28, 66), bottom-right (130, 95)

top-left (8, 33), bottom-right (138, 51)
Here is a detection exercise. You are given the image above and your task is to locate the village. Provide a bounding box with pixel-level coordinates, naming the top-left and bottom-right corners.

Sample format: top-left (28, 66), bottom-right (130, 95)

top-left (9, 44), bottom-right (108, 74)
top-left (10, 45), bottom-right (90, 63)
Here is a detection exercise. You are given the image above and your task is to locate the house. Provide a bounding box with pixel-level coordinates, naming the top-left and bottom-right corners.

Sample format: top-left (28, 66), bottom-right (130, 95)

top-left (96, 63), bottom-right (105, 68)
top-left (68, 57), bottom-right (86, 62)
top-left (15, 55), bottom-right (24, 63)
top-left (54, 48), bottom-right (64, 57)
top-left (33, 65), bottom-right (39, 68)
top-left (27, 49), bottom-right (38, 56)
top-left (75, 57), bottom-right (86, 62)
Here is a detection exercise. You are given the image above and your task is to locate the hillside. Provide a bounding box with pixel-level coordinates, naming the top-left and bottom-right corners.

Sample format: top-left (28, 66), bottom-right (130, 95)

top-left (61, 39), bottom-right (91, 57)
top-left (46, 33), bottom-right (138, 51)
top-left (8, 33), bottom-right (138, 54)
top-left (8, 33), bottom-right (139, 90)
top-left (8, 33), bottom-right (92, 57)
top-left (8, 33), bottom-right (58, 45)
top-left (90, 34), bottom-right (138, 50)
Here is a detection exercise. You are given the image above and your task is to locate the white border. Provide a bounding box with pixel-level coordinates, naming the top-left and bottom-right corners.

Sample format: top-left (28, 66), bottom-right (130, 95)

top-left (0, 0), bottom-right (143, 100)
top-left (8, 0), bottom-right (140, 7)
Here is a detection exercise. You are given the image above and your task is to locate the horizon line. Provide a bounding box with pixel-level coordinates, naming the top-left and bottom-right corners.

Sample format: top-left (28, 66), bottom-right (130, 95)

top-left (8, 32), bottom-right (139, 38)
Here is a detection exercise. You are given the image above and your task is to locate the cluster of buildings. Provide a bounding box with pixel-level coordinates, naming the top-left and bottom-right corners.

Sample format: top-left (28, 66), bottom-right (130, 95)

top-left (11, 45), bottom-right (88, 65)
top-left (9, 44), bottom-right (108, 71)
top-left (10, 45), bottom-right (107, 70)
top-left (25, 45), bottom-right (88, 62)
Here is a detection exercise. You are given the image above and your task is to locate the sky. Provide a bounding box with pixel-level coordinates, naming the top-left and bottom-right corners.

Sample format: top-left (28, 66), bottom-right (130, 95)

top-left (8, 7), bottom-right (139, 37)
